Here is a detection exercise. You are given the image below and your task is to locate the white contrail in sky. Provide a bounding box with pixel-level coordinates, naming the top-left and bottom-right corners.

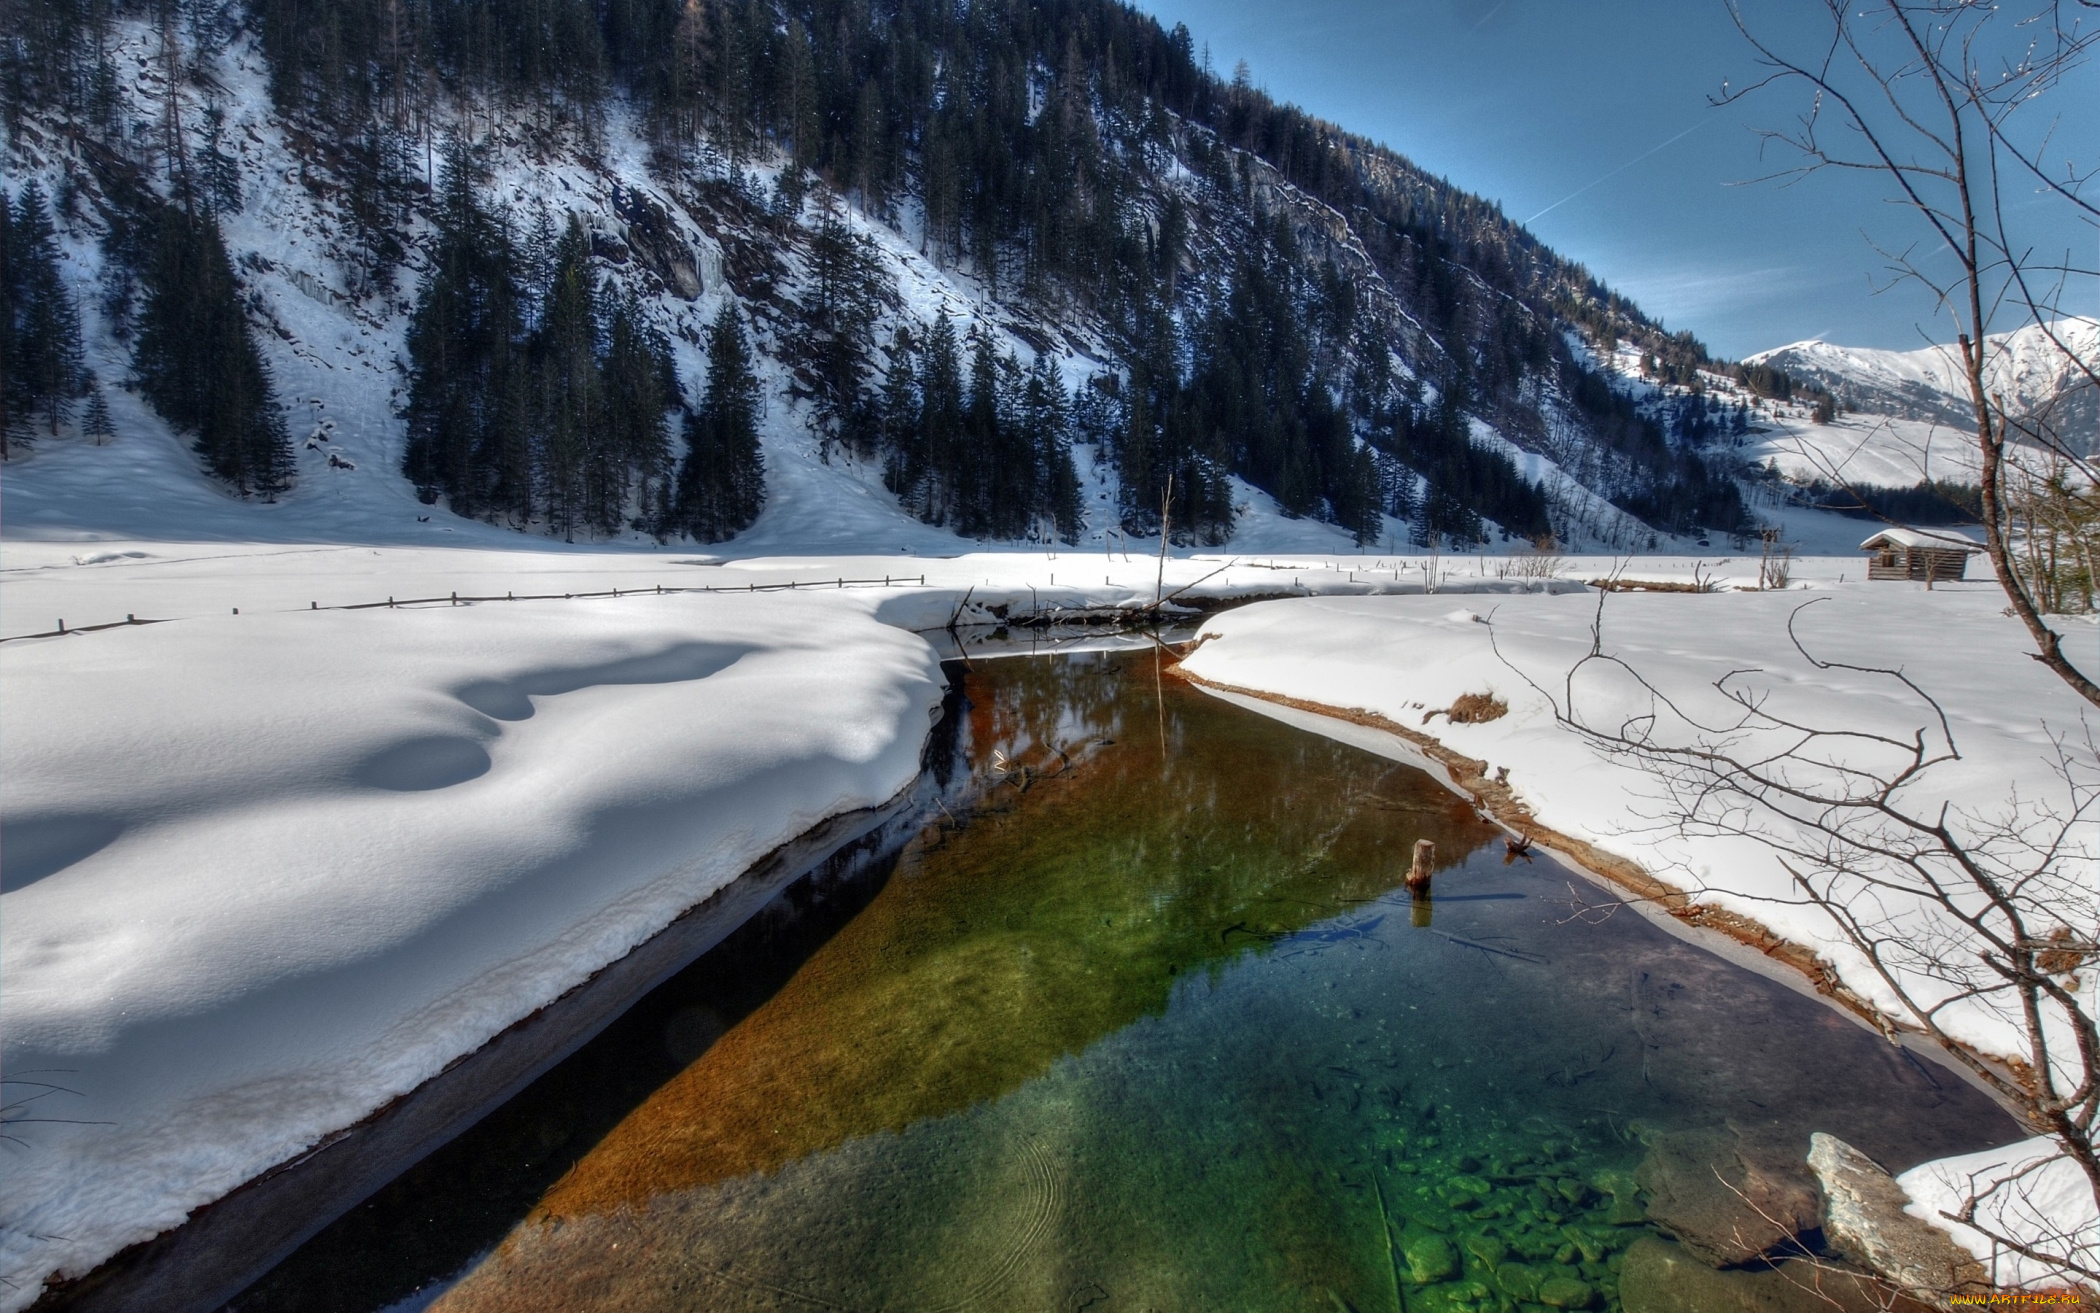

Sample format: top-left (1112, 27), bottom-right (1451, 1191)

top-left (1522, 120), bottom-right (1710, 226)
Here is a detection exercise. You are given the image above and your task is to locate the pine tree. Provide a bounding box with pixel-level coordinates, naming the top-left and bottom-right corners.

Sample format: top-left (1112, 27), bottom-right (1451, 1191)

top-left (796, 208), bottom-right (883, 451)
top-left (4, 182), bottom-right (88, 450)
top-left (877, 332), bottom-right (924, 508)
top-left (957, 328), bottom-right (1003, 536)
top-left (915, 312), bottom-right (965, 523)
top-left (1, 187), bottom-right (17, 454)
top-left (402, 143), bottom-right (528, 521)
top-left (601, 286), bottom-right (677, 530)
top-left (669, 302), bottom-right (765, 541)
top-left (779, 18), bottom-right (819, 170)
top-left (81, 380), bottom-right (113, 445)
top-left (134, 200), bottom-right (291, 496)
top-left (532, 215), bottom-right (605, 540)
top-left (199, 103), bottom-right (243, 215)
top-left (1025, 353), bottom-right (1082, 542)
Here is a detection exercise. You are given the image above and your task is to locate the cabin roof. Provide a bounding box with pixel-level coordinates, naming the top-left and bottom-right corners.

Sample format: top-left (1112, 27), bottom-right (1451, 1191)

top-left (1859, 527), bottom-right (1984, 553)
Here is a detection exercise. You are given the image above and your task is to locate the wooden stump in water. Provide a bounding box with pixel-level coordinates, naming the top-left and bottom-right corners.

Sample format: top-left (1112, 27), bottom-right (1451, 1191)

top-left (1410, 889), bottom-right (1434, 928)
top-left (1407, 839), bottom-right (1435, 891)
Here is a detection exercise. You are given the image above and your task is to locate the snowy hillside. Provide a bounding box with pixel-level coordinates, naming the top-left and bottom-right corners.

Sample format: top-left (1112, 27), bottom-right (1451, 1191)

top-left (1749, 317), bottom-right (2098, 445)
top-left (1742, 411), bottom-right (1980, 487)
top-left (0, 0), bottom-right (1801, 560)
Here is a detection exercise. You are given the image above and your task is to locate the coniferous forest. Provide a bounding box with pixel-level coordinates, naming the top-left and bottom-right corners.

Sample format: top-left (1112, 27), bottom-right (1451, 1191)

top-left (2, 182), bottom-right (90, 459)
top-left (2, 0), bottom-right (1773, 543)
top-left (402, 156), bottom-right (693, 538)
top-left (132, 199), bottom-right (295, 496)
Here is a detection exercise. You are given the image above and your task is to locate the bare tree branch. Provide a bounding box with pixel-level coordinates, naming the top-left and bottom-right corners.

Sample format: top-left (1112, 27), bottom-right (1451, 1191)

top-left (1719, 0), bottom-right (2100, 705)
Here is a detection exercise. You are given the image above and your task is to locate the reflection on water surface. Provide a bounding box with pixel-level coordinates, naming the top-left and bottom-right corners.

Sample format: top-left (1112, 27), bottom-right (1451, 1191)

top-left (233, 649), bottom-right (2013, 1313)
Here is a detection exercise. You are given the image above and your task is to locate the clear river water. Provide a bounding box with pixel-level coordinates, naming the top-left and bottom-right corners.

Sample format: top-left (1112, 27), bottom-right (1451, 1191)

top-left (225, 646), bottom-right (2015, 1313)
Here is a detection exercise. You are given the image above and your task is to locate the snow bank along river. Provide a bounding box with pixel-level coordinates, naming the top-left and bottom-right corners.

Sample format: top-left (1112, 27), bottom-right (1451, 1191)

top-left (224, 649), bottom-right (2013, 1313)
top-left (1177, 585), bottom-right (2099, 1288)
top-left (0, 593), bottom-right (942, 1311)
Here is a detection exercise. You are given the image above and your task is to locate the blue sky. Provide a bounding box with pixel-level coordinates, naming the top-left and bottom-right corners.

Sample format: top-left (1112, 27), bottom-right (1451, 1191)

top-left (1136, 0), bottom-right (2099, 360)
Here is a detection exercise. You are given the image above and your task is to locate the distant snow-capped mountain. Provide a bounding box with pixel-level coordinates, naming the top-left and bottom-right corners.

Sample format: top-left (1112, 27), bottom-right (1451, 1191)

top-left (1747, 318), bottom-right (2097, 448)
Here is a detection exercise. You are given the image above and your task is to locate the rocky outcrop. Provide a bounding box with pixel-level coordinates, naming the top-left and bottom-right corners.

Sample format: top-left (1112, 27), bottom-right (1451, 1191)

top-left (1618, 1236), bottom-right (1930, 1313)
top-left (1637, 1127), bottom-right (1823, 1266)
top-left (1809, 1133), bottom-right (1993, 1309)
top-left (613, 186), bottom-right (703, 301)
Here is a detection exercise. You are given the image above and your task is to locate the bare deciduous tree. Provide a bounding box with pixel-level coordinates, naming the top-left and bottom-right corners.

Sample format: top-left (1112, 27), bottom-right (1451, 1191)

top-left (1717, 0), bottom-right (2100, 705)
top-left (1499, 593), bottom-right (2100, 1288)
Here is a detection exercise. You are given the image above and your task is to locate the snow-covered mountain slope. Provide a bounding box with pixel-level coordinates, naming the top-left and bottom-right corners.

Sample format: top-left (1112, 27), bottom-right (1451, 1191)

top-left (2, 22), bottom-right (1114, 554)
top-left (1743, 411), bottom-right (1981, 488)
top-left (0, 4), bottom-right (1769, 561)
top-left (1748, 317), bottom-right (2097, 446)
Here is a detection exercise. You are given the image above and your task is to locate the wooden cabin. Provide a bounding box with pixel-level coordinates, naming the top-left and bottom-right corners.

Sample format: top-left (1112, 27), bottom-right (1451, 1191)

top-left (1860, 528), bottom-right (1983, 582)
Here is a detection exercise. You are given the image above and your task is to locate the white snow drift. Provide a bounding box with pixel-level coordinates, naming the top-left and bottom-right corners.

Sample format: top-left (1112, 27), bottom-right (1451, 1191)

top-left (0, 593), bottom-right (942, 1307)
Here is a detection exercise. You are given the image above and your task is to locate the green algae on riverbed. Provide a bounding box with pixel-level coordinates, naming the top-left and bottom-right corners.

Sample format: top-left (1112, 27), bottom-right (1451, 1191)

top-left (514, 649), bottom-right (1502, 1219)
top-left (237, 649), bottom-right (2017, 1313)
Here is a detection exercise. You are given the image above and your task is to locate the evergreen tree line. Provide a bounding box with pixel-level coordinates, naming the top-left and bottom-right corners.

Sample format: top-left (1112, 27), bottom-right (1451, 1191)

top-left (1559, 358), bottom-right (1750, 535)
top-left (5, 0), bottom-right (294, 494)
top-left (873, 313), bottom-right (1084, 542)
top-left (1098, 244), bottom-right (1385, 545)
top-left (2, 181), bottom-right (90, 456)
top-left (1093, 217), bottom-right (1553, 547)
top-left (1660, 392), bottom-right (1752, 447)
top-left (402, 147), bottom-right (763, 540)
top-left (86, 154), bottom-right (296, 495)
top-left (135, 202), bottom-right (292, 493)
top-left (1371, 394), bottom-right (1552, 546)
top-left (1795, 476), bottom-right (1982, 527)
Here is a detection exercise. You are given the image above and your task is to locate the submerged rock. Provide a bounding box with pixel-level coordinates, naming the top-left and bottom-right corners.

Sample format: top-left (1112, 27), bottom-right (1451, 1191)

top-left (1464, 1232), bottom-right (1509, 1265)
top-left (1496, 1261), bottom-right (1541, 1300)
top-left (1637, 1127), bottom-right (1821, 1265)
top-left (1407, 1233), bottom-right (1460, 1283)
top-left (1618, 1236), bottom-right (1926, 1313)
top-left (1590, 1168), bottom-right (1649, 1225)
top-left (1605, 1195), bottom-right (1650, 1226)
top-left (1807, 1133), bottom-right (1993, 1309)
top-left (1537, 1275), bottom-right (1596, 1308)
